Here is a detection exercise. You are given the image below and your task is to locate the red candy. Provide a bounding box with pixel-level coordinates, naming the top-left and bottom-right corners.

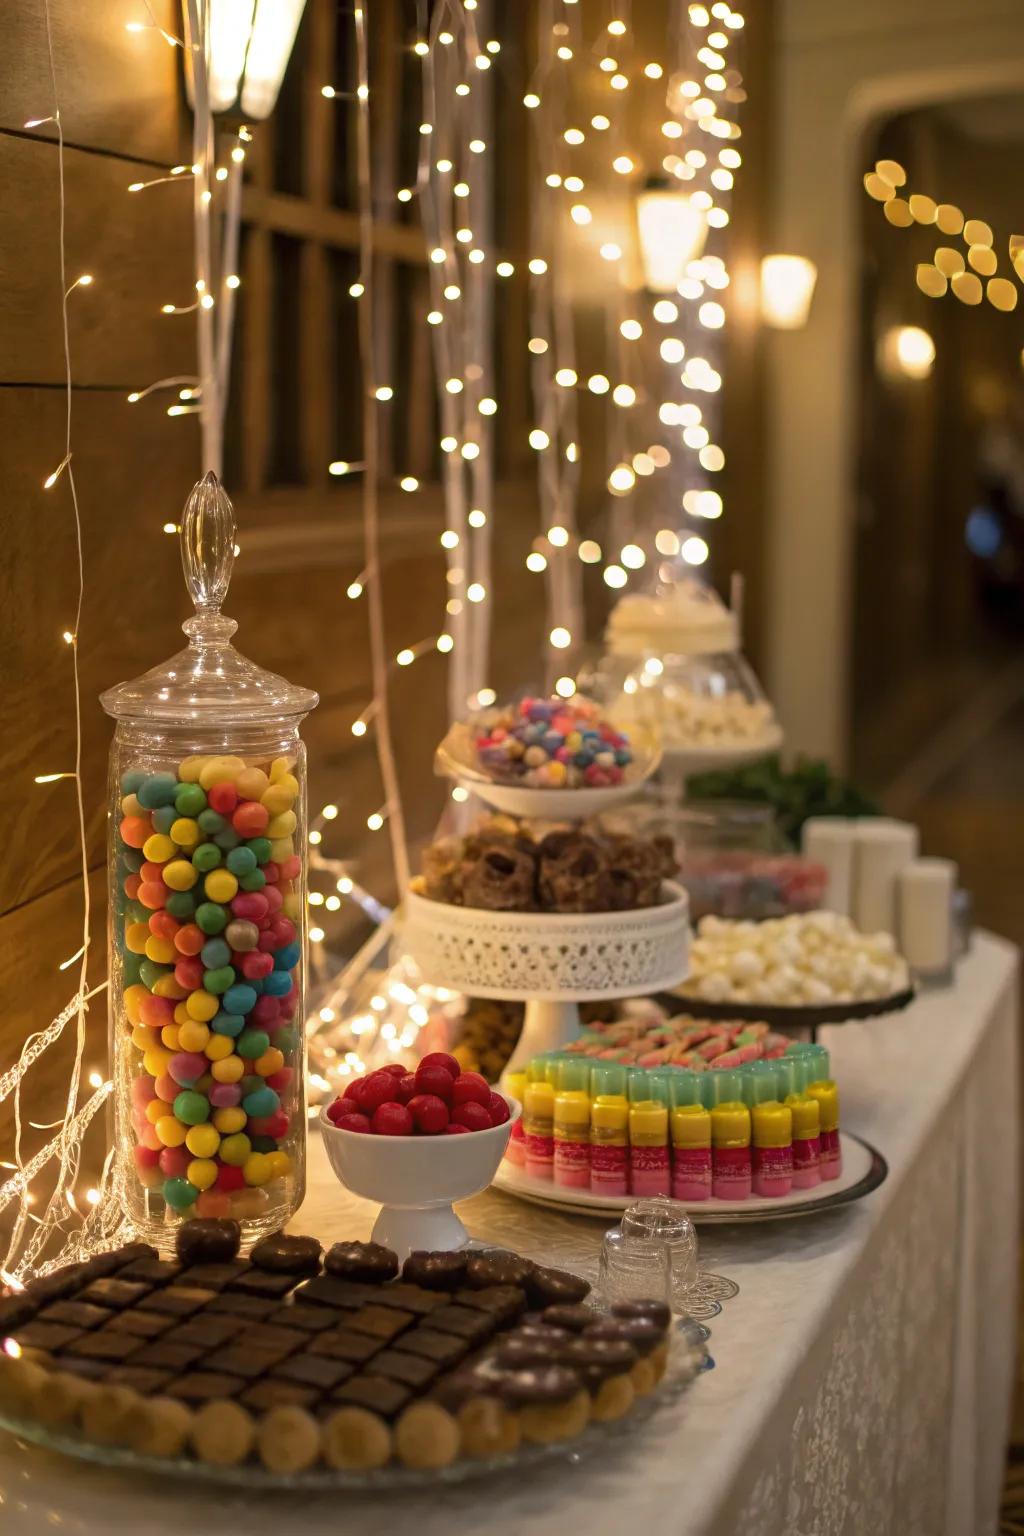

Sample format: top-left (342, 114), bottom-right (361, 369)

top-left (216, 1164), bottom-right (246, 1192)
top-left (371, 1103), bottom-right (414, 1137)
top-left (444, 1123), bottom-right (471, 1135)
top-left (158, 1145), bottom-right (190, 1178)
top-left (263, 885), bottom-right (284, 915)
top-left (232, 892), bottom-right (269, 923)
top-left (280, 855), bottom-right (301, 881)
top-left (359, 1070), bottom-right (402, 1114)
top-left (239, 950), bottom-right (274, 980)
top-left (232, 800), bottom-right (269, 838)
top-left (414, 1065), bottom-right (455, 1102)
top-left (249, 1110), bottom-right (289, 1140)
top-left (408, 1094), bottom-right (449, 1135)
top-left (451, 1102), bottom-right (491, 1132)
top-left (335, 1112), bottom-right (372, 1134)
top-left (140, 861), bottom-right (167, 885)
top-left (133, 1143), bottom-right (160, 1170)
top-left (207, 782), bottom-right (238, 815)
top-left (138, 881), bottom-right (167, 910)
top-left (451, 1072), bottom-right (490, 1108)
top-left (487, 1092), bottom-right (511, 1127)
top-left (123, 874), bottom-right (141, 899)
top-left (266, 1066), bottom-right (293, 1092)
top-left (419, 1052), bottom-right (461, 1079)
top-left (139, 994), bottom-right (174, 1030)
top-left (149, 910), bottom-right (179, 940)
top-left (174, 956), bottom-right (205, 992)
top-left (393, 1072), bottom-right (419, 1105)
top-left (251, 995), bottom-right (281, 1027)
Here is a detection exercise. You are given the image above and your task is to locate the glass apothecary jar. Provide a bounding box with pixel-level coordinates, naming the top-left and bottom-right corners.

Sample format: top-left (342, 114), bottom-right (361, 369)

top-left (100, 474), bottom-right (318, 1247)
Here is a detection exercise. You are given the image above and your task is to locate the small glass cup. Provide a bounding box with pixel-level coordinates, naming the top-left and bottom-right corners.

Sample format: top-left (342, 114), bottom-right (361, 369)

top-left (597, 1229), bottom-right (672, 1309)
top-left (621, 1195), bottom-right (698, 1306)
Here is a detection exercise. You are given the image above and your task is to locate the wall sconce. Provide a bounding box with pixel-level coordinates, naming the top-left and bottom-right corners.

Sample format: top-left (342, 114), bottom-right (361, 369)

top-left (760, 254), bottom-right (817, 329)
top-left (636, 178), bottom-right (708, 293)
top-left (189, 0), bottom-right (308, 119)
top-left (879, 324), bottom-right (935, 381)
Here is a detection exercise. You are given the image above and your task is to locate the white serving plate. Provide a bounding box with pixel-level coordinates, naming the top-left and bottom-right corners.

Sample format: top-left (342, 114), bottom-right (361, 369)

top-left (492, 1130), bottom-right (886, 1225)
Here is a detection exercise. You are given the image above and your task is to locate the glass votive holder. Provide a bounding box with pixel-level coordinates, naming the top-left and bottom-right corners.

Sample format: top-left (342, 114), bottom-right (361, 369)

top-left (620, 1195), bottom-right (698, 1306)
top-left (597, 1229), bottom-right (672, 1310)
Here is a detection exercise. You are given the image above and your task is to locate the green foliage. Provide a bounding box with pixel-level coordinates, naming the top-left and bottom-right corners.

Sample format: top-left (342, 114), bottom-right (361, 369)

top-left (685, 755), bottom-right (880, 844)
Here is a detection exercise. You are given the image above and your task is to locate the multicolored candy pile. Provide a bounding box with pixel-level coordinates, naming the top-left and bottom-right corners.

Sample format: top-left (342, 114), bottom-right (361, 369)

top-left (474, 696), bottom-right (633, 789)
top-left (117, 753), bottom-right (303, 1221)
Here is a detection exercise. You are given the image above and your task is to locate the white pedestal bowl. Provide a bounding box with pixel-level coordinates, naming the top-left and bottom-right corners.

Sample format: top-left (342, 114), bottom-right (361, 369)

top-left (319, 1094), bottom-right (520, 1259)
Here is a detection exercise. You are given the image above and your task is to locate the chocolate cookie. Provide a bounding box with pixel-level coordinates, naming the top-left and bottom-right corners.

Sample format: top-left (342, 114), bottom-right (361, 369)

top-left (325, 1242), bottom-right (399, 1284)
top-left (464, 1252), bottom-right (534, 1290)
top-left (559, 1336), bottom-right (638, 1379)
top-left (523, 1264), bottom-right (590, 1308)
top-left (584, 1316), bottom-right (663, 1355)
top-left (537, 830), bottom-right (609, 913)
top-left (611, 1298), bottom-right (672, 1330)
top-left (541, 1303), bottom-right (597, 1333)
top-left (402, 1251), bottom-right (468, 1292)
top-left (250, 1234), bottom-right (322, 1276)
top-left (459, 842), bottom-right (538, 912)
top-left (497, 1365), bottom-right (582, 1407)
top-left (175, 1218), bottom-right (241, 1267)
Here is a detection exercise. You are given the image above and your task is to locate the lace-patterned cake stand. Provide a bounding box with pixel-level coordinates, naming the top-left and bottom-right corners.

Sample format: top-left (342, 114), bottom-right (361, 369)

top-left (403, 881), bottom-right (691, 1079)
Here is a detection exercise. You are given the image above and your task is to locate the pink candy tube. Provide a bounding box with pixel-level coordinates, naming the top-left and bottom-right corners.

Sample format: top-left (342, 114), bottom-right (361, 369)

top-left (752, 1144), bottom-right (793, 1198)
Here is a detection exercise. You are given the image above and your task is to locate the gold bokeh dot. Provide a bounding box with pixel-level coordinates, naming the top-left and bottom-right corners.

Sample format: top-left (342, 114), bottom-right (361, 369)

top-left (875, 159), bottom-right (906, 188)
top-left (935, 246), bottom-right (966, 277)
top-left (1009, 236), bottom-right (1024, 281)
top-left (936, 204), bottom-right (964, 235)
top-left (987, 277), bottom-right (1018, 312)
top-left (951, 271), bottom-right (983, 305)
top-left (916, 264), bottom-right (948, 298)
top-left (864, 172), bottom-right (894, 202)
top-left (968, 245), bottom-right (998, 276)
top-left (909, 194), bottom-right (937, 224)
top-left (963, 218), bottom-right (993, 247)
top-left (883, 198), bottom-right (913, 228)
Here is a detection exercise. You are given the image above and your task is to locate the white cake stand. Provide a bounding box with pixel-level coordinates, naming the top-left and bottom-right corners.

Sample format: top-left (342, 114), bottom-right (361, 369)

top-left (402, 882), bottom-right (691, 1080)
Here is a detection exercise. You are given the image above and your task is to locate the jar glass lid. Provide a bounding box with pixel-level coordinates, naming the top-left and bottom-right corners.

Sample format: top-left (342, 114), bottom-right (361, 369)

top-left (100, 473), bottom-right (319, 725)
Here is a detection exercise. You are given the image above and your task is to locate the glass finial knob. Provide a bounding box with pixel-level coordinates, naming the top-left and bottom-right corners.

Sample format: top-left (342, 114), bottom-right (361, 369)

top-left (181, 470), bottom-right (236, 615)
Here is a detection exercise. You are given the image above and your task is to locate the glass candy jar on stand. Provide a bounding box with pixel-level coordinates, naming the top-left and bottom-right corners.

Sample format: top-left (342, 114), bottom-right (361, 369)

top-left (100, 473), bottom-right (318, 1247)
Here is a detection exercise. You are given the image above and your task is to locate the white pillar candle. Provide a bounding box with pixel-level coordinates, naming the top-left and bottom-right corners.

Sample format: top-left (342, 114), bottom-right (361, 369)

top-left (898, 857), bottom-right (957, 977)
top-left (852, 818), bottom-right (919, 935)
top-left (802, 816), bottom-right (857, 915)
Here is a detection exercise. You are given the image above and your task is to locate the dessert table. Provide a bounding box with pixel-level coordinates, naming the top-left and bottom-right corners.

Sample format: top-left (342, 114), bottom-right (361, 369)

top-left (0, 931), bottom-right (1017, 1535)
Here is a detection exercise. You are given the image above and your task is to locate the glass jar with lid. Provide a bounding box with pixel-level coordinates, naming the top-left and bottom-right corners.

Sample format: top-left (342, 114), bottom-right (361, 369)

top-left (100, 473), bottom-right (318, 1246)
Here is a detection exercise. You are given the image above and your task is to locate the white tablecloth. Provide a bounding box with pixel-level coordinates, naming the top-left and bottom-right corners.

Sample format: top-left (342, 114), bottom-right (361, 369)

top-left (0, 932), bottom-right (1017, 1536)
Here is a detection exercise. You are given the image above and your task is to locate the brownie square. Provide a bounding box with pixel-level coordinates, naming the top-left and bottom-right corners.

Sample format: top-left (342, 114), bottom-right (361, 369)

top-left (166, 1315), bottom-right (239, 1349)
top-left (396, 1328), bottom-right (470, 1367)
top-left (14, 1320), bottom-right (86, 1352)
top-left (227, 1270), bottom-right (295, 1299)
top-left (177, 1262), bottom-right (248, 1290)
top-left (104, 1310), bottom-right (172, 1340)
top-left (27, 1265), bottom-right (89, 1305)
top-left (39, 1300), bottom-right (113, 1331)
top-left (240, 1380), bottom-right (320, 1412)
top-left (248, 1323), bottom-right (306, 1355)
top-left (80, 1278), bottom-right (151, 1309)
top-left (81, 1252), bottom-right (124, 1280)
top-left (455, 1286), bottom-right (527, 1323)
top-left (371, 1349), bottom-right (439, 1390)
top-left (295, 1276), bottom-right (379, 1311)
top-left (205, 1346), bottom-right (281, 1380)
top-left (145, 1286), bottom-right (217, 1316)
top-left (375, 1284), bottom-right (445, 1317)
top-left (0, 1296), bottom-right (37, 1332)
top-left (56, 1356), bottom-right (109, 1382)
top-left (428, 1306), bottom-right (497, 1343)
top-left (205, 1292), bottom-right (278, 1320)
top-left (270, 1304), bottom-right (337, 1335)
top-left (117, 1259), bottom-right (181, 1287)
top-left (165, 1371), bottom-right (246, 1403)
top-left (332, 1375), bottom-right (412, 1419)
top-left (139, 1340), bottom-right (206, 1371)
top-left (65, 1330), bottom-right (140, 1362)
top-left (105, 1365), bottom-right (175, 1394)
top-left (271, 1354), bottom-right (353, 1391)
top-left (348, 1305), bottom-right (414, 1342)
top-left (308, 1329), bottom-right (382, 1365)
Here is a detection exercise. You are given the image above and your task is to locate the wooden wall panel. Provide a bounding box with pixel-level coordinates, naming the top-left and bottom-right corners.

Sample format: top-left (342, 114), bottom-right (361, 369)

top-left (0, 1), bottom-right (186, 165)
top-left (0, 136), bottom-right (198, 386)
